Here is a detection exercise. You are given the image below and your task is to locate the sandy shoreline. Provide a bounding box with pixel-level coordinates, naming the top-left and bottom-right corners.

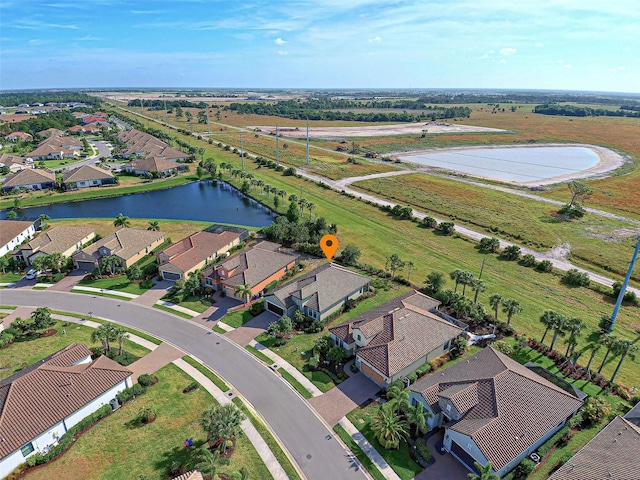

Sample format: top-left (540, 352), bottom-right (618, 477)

top-left (395, 143), bottom-right (628, 186)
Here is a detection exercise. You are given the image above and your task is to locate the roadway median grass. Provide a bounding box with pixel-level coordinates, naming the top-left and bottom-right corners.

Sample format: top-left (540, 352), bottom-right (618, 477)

top-left (77, 275), bottom-right (151, 295)
top-left (181, 355), bottom-right (230, 392)
top-left (277, 368), bottom-right (313, 399)
top-left (245, 344), bottom-right (273, 364)
top-left (153, 303), bottom-right (194, 319)
top-left (333, 424), bottom-right (386, 480)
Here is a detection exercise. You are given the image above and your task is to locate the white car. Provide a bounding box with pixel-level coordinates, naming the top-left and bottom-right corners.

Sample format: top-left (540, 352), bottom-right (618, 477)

top-left (25, 269), bottom-right (39, 280)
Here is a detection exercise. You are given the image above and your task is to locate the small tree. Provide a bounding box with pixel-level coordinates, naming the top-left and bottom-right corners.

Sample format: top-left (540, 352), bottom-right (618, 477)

top-left (437, 222), bottom-right (455, 235)
top-left (370, 408), bottom-right (408, 450)
top-left (479, 237), bottom-right (500, 253)
top-left (502, 299), bottom-right (522, 326)
top-left (424, 271), bottom-right (446, 295)
top-left (385, 253), bottom-right (405, 279)
top-left (501, 245), bottom-right (521, 261)
top-left (327, 346), bottom-right (347, 365)
top-left (562, 269), bottom-right (590, 287)
top-left (286, 201), bottom-right (300, 223)
top-left (339, 245), bottom-right (361, 265)
top-left (488, 294), bottom-right (503, 321)
top-left (126, 265), bottom-right (144, 281)
top-left (449, 336), bottom-right (468, 358)
top-left (233, 283), bottom-right (253, 303)
top-left (147, 220), bottom-right (160, 231)
top-left (113, 213), bottom-right (131, 228)
top-left (31, 307), bottom-right (54, 333)
top-left (467, 461), bottom-right (499, 480)
top-left (423, 216), bottom-right (437, 228)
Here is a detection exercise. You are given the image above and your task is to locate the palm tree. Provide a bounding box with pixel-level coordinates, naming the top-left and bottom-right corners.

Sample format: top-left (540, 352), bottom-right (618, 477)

top-left (370, 407), bottom-right (409, 450)
top-left (114, 326), bottom-right (130, 356)
top-left (386, 385), bottom-right (410, 415)
top-left (610, 341), bottom-right (637, 383)
top-left (449, 269), bottom-right (463, 294)
top-left (195, 447), bottom-right (220, 480)
top-left (38, 213), bottom-right (50, 228)
top-left (288, 194), bottom-right (298, 203)
top-left (467, 461), bottom-right (499, 480)
top-left (539, 310), bottom-right (561, 345)
top-left (307, 202), bottom-right (315, 219)
top-left (488, 294), bottom-right (503, 321)
top-left (460, 271), bottom-right (475, 297)
top-left (198, 403), bottom-right (246, 452)
top-left (597, 335), bottom-right (619, 374)
top-left (113, 213), bottom-right (131, 228)
top-left (584, 334), bottom-right (602, 375)
top-left (502, 299), bottom-right (522, 326)
top-left (277, 189), bottom-right (287, 201)
top-left (233, 283), bottom-right (253, 304)
top-left (298, 198), bottom-right (308, 215)
top-left (91, 323), bottom-right (117, 354)
top-left (406, 403), bottom-right (432, 437)
top-left (405, 261), bottom-right (415, 282)
top-left (549, 313), bottom-right (568, 352)
top-left (562, 318), bottom-right (584, 358)
top-left (471, 278), bottom-right (486, 304)
top-left (147, 220), bottom-right (160, 231)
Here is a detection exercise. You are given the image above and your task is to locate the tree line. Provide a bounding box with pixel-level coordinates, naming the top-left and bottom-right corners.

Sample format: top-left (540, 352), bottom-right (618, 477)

top-left (127, 99), bottom-right (210, 109)
top-left (0, 111), bottom-right (81, 135)
top-left (533, 103), bottom-right (640, 118)
top-left (0, 91), bottom-right (99, 107)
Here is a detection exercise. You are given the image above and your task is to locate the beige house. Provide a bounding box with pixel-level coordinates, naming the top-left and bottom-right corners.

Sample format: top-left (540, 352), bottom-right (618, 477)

top-left (26, 136), bottom-right (83, 160)
top-left (72, 228), bottom-right (165, 271)
top-left (62, 165), bottom-right (115, 189)
top-left (118, 129), bottom-right (192, 161)
top-left (123, 157), bottom-right (188, 177)
top-left (330, 290), bottom-right (466, 387)
top-left (0, 153), bottom-right (34, 173)
top-left (14, 226), bottom-right (95, 266)
top-left (4, 132), bottom-right (32, 142)
top-left (2, 169), bottom-right (56, 193)
top-left (158, 231), bottom-right (241, 282)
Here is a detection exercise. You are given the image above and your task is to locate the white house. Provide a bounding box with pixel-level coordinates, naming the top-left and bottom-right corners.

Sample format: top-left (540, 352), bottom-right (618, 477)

top-left (0, 344), bottom-right (132, 478)
top-left (0, 219), bottom-right (37, 258)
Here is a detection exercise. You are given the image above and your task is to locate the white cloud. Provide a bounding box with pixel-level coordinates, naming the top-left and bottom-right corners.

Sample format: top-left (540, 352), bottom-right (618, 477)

top-left (556, 59), bottom-right (564, 63)
top-left (277, 50), bottom-right (289, 56)
top-left (130, 10), bottom-right (165, 15)
top-left (78, 35), bottom-right (101, 41)
top-left (488, 50), bottom-right (495, 54)
top-left (368, 36), bottom-right (381, 43)
top-left (274, 37), bottom-right (286, 45)
top-left (499, 47), bottom-right (516, 56)
top-left (535, 42), bottom-right (544, 47)
top-left (564, 64), bottom-right (572, 68)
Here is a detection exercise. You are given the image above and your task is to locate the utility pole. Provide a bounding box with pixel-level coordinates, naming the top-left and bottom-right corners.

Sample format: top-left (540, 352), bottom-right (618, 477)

top-left (206, 109), bottom-right (211, 134)
top-left (478, 258), bottom-right (486, 280)
top-left (275, 124), bottom-right (279, 166)
top-left (306, 118), bottom-right (309, 165)
top-left (163, 100), bottom-right (167, 122)
top-left (609, 237), bottom-right (640, 332)
top-left (240, 132), bottom-right (244, 171)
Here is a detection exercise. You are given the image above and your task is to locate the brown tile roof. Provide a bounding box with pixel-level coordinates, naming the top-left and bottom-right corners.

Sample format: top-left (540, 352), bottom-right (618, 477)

top-left (125, 157), bottom-right (183, 173)
top-left (3, 168), bottom-right (56, 188)
top-left (330, 290), bottom-right (464, 377)
top-left (0, 220), bottom-right (35, 246)
top-left (410, 347), bottom-right (583, 471)
top-left (549, 416), bottom-right (640, 480)
top-left (21, 226), bottom-right (94, 255)
top-left (0, 153), bottom-right (34, 168)
top-left (206, 241), bottom-right (298, 288)
top-left (37, 128), bottom-right (63, 138)
top-left (161, 231), bottom-right (240, 272)
top-left (62, 164), bottom-right (114, 183)
top-left (4, 132), bottom-right (32, 140)
top-left (80, 228), bottom-right (164, 263)
top-left (0, 343), bottom-right (131, 459)
top-left (118, 129), bottom-right (190, 160)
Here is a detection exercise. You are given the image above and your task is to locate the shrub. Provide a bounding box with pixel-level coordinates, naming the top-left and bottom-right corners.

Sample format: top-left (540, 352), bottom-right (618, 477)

top-left (538, 426), bottom-right (570, 456)
top-left (536, 260), bottom-right (554, 272)
top-left (138, 374), bottom-right (155, 387)
top-left (308, 356), bottom-right (319, 369)
top-left (581, 396), bottom-right (611, 425)
top-left (407, 372), bottom-right (418, 384)
top-left (0, 332), bottom-right (14, 347)
top-left (567, 412), bottom-right (584, 429)
top-left (479, 236), bottom-right (500, 253)
top-left (249, 300), bottom-right (265, 316)
top-left (436, 222), bottom-right (455, 235)
top-left (501, 245), bottom-right (522, 260)
top-left (116, 383), bottom-right (145, 404)
top-left (519, 254), bottom-right (537, 267)
top-left (183, 381), bottom-right (200, 393)
top-left (492, 340), bottom-right (514, 356)
top-left (513, 458), bottom-right (536, 479)
top-left (422, 216), bottom-right (437, 228)
top-left (556, 452), bottom-right (574, 468)
top-left (416, 363), bottom-right (432, 377)
top-left (140, 278), bottom-right (154, 289)
top-left (562, 269), bottom-right (590, 287)
top-left (343, 298), bottom-right (357, 312)
top-left (414, 437), bottom-right (431, 462)
top-left (449, 336), bottom-right (467, 358)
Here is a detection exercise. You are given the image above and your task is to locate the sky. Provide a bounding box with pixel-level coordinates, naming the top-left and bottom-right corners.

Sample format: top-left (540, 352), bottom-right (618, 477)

top-left (1, 0), bottom-right (639, 93)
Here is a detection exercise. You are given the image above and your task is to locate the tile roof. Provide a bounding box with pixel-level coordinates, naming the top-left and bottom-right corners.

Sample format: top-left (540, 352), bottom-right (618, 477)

top-left (125, 156), bottom-right (183, 173)
top-left (270, 263), bottom-right (370, 314)
top-left (80, 228), bottom-right (164, 262)
top-left (206, 241), bottom-right (298, 288)
top-left (330, 290), bottom-right (464, 377)
top-left (62, 164), bottom-right (114, 183)
top-left (549, 416), bottom-right (640, 480)
top-left (410, 347), bottom-right (583, 471)
top-left (4, 132), bottom-right (32, 140)
top-left (20, 226), bottom-right (94, 256)
top-left (3, 168), bottom-right (56, 188)
top-left (0, 343), bottom-right (131, 459)
top-left (160, 231), bottom-right (240, 272)
top-left (172, 471), bottom-right (204, 480)
top-left (36, 128), bottom-right (63, 137)
top-left (0, 153), bottom-right (34, 168)
top-left (0, 220), bottom-right (35, 246)
top-left (118, 129), bottom-right (191, 160)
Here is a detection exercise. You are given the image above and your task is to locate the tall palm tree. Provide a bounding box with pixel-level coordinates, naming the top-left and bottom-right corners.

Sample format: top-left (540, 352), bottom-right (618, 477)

top-left (597, 335), bottom-right (619, 374)
top-left (114, 326), bottom-right (130, 356)
top-left (370, 407), bottom-right (408, 450)
top-left (406, 261), bottom-right (414, 282)
top-left (610, 341), bottom-right (637, 383)
top-left (388, 388), bottom-right (410, 415)
top-left (584, 334), bottom-right (602, 375)
top-left (307, 202), bottom-right (316, 220)
top-left (460, 271), bottom-right (475, 297)
top-left (502, 299), bottom-right (522, 326)
top-left (549, 313), bottom-right (568, 352)
top-left (563, 318), bottom-right (584, 358)
top-left (198, 403), bottom-right (246, 452)
top-left (91, 323), bottom-right (117, 354)
top-left (277, 189), bottom-right (287, 201)
top-left (298, 198), bottom-right (308, 215)
top-left (471, 278), bottom-right (486, 304)
top-left (233, 283), bottom-right (253, 304)
top-left (113, 213), bottom-right (131, 228)
top-left (450, 269), bottom-right (463, 293)
top-left (488, 294), bottom-right (503, 321)
top-left (539, 310), bottom-right (561, 345)
top-left (467, 461), bottom-right (499, 480)
top-left (147, 220), bottom-right (160, 231)
top-left (195, 447), bottom-right (219, 480)
top-left (406, 403), bottom-right (432, 437)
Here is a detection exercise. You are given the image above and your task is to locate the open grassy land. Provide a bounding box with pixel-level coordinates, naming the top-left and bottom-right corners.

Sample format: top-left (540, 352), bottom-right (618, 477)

top-left (0, 320), bottom-right (150, 380)
top-left (109, 109), bottom-right (640, 388)
top-left (351, 173), bottom-right (640, 285)
top-left (23, 364), bottom-right (271, 480)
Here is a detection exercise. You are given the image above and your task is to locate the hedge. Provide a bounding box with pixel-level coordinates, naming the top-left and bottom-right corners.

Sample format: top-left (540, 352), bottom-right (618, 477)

top-left (116, 383), bottom-right (145, 404)
top-left (537, 426), bottom-right (570, 457)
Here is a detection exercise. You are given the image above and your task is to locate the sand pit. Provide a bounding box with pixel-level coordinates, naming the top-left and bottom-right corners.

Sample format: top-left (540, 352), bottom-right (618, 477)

top-left (250, 122), bottom-right (506, 138)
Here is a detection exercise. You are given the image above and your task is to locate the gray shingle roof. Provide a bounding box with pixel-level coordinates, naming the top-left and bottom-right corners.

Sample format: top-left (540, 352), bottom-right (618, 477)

top-left (79, 228), bottom-right (164, 263)
top-left (21, 226), bottom-right (94, 255)
top-left (62, 164), bottom-right (114, 183)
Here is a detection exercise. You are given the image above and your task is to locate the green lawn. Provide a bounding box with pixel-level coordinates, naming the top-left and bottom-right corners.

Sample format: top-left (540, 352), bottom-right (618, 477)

top-left (346, 403), bottom-right (422, 480)
top-left (0, 272), bottom-right (23, 283)
top-left (278, 368), bottom-right (313, 399)
top-left (175, 295), bottom-right (211, 314)
top-left (245, 345), bottom-right (273, 364)
top-left (77, 275), bottom-right (152, 295)
top-left (0, 320), bottom-right (150, 381)
top-left (181, 355), bottom-right (230, 392)
top-left (333, 425), bottom-right (386, 480)
top-left (221, 309), bottom-right (254, 328)
top-left (23, 364), bottom-right (271, 480)
top-left (153, 304), bottom-right (194, 319)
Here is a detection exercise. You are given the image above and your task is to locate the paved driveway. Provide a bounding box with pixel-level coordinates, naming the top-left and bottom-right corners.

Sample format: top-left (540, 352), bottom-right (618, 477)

top-left (47, 270), bottom-right (86, 292)
top-left (414, 429), bottom-right (470, 480)
top-left (130, 280), bottom-right (172, 306)
top-left (309, 373), bottom-right (380, 426)
top-left (127, 342), bottom-right (184, 382)
top-left (224, 310), bottom-right (278, 346)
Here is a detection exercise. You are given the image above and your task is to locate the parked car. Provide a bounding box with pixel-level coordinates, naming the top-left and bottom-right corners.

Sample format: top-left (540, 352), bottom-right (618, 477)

top-left (25, 269), bottom-right (39, 280)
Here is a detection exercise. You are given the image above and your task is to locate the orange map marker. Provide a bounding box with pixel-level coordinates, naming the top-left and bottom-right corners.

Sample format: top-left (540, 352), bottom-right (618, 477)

top-left (320, 234), bottom-right (339, 261)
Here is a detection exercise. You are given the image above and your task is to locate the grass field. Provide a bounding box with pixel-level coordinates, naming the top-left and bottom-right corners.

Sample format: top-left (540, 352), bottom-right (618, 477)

top-left (23, 364), bottom-right (271, 480)
top-left (221, 309), bottom-right (253, 328)
top-left (351, 173), bottom-right (640, 285)
top-left (77, 275), bottom-right (152, 295)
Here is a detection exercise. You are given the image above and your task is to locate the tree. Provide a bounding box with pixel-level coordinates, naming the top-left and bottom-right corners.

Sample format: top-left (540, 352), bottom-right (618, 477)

top-left (584, 335), bottom-right (602, 374)
top-left (562, 269), bottom-right (590, 287)
top-left (185, 111), bottom-right (193, 123)
top-left (471, 278), bottom-right (486, 304)
top-left (567, 180), bottom-right (591, 210)
top-left (31, 307), bottom-right (54, 333)
top-left (5, 211), bottom-right (17, 219)
top-left (147, 220), bottom-right (160, 231)
top-left (273, 195), bottom-right (280, 209)
top-left (597, 335), bottom-right (619, 374)
top-left (424, 272), bottom-right (446, 295)
top-left (370, 407), bottom-right (408, 450)
top-left (609, 340), bottom-right (637, 383)
top-left (0, 256), bottom-right (8, 274)
top-left (581, 396), bottom-right (611, 426)
top-left (548, 313), bottom-right (568, 352)
top-left (183, 273), bottom-right (201, 297)
top-left (198, 403), bottom-right (246, 452)
top-left (114, 326), bottom-right (130, 356)
top-left (450, 269), bottom-right (464, 293)
top-left (234, 283), bottom-right (253, 304)
top-left (286, 201), bottom-right (300, 223)
top-left (501, 245), bottom-right (521, 261)
top-left (339, 245), bottom-right (361, 265)
top-left (406, 261), bottom-right (415, 282)
top-left (539, 310), bottom-right (561, 345)
top-left (502, 299), bottom-right (522, 326)
top-left (386, 385), bottom-right (410, 415)
top-left (196, 165), bottom-right (205, 179)
top-left (327, 346), bottom-right (347, 365)
top-left (458, 271), bottom-right (474, 297)
top-left (306, 202), bottom-right (315, 219)
top-left (270, 315), bottom-right (293, 337)
top-left (489, 294), bottom-right (503, 321)
top-left (113, 213), bottom-right (131, 228)
top-left (385, 254), bottom-right (405, 279)
top-left (479, 237), bottom-right (500, 253)
top-left (31, 255), bottom-right (48, 274)
top-left (467, 461), bottom-right (499, 480)
top-left (562, 318), bottom-right (584, 358)
top-left (406, 403), bottom-right (432, 437)
top-left (195, 446), bottom-right (220, 480)
top-left (298, 198), bottom-right (308, 215)
top-left (38, 213), bottom-right (51, 228)
top-left (175, 106), bottom-right (183, 118)
top-left (91, 323), bottom-right (117, 354)
top-left (126, 264), bottom-right (143, 281)
top-left (437, 222), bottom-right (455, 235)
top-left (100, 256), bottom-right (122, 275)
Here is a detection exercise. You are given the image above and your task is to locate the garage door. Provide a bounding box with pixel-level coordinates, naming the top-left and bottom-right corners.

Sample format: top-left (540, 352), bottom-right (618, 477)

top-left (162, 271), bottom-right (181, 281)
top-left (266, 301), bottom-right (284, 316)
top-left (76, 261), bottom-right (95, 272)
top-left (450, 440), bottom-right (479, 474)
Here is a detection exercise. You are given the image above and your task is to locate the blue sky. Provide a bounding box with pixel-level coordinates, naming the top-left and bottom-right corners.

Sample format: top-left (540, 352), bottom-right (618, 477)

top-left (1, 0), bottom-right (638, 92)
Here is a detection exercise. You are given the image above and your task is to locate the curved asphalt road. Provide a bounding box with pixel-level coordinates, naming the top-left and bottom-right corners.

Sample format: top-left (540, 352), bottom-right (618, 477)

top-left (1, 289), bottom-right (365, 480)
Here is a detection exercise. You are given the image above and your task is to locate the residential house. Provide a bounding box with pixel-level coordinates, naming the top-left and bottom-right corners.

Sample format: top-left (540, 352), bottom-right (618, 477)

top-left (26, 136), bottom-right (83, 160)
top-left (72, 228), bottom-right (165, 271)
top-left (62, 165), bottom-right (115, 189)
top-left (0, 220), bottom-right (37, 258)
top-left (13, 226), bottom-right (95, 266)
top-left (36, 128), bottom-right (63, 138)
top-left (201, 241), bottom-right (299, 299)
top-left (4, 132), bottom-right (32, 142)
top-left (117, 129), bottom-right (192, 161)
top-left (158, 231), bottom-right (241, 282)
top-left (624, 400), bottom-right (640, 428)
top-left (329, 290), bottom-right (466, 387)
top-left (0, 153), bottom-right (34, 173)
top-left (123, 157), bottom-right (188, 177)
top-left (2, 169), bottom-right (56, 193)
top-left (548, 415), bottom-right (640, 480)
top-left (263, 263), bottom-right (371, 321)
top-left (409, 347), bottom-right (583, 478)
top-left (67, 124), bottom-right (100, 135)
top-left (0, 344), bottom-right (132, 478)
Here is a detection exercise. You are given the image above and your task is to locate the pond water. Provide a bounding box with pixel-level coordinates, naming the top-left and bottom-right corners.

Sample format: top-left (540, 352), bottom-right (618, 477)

top-left (398, 146), bottom-right (601, 183)
top-left (2, 181), bottom-right (275, 226)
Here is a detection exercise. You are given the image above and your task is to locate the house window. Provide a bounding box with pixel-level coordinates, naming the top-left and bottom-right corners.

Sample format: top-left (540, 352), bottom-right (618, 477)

top-left (20, 442), bottom-right (34, 457)
top-left (357, 334), bottom-right (361, 341)
top-left (466, 442), bottom-right (473, 451)
top-left (444, 340), bottom-right (450, 350)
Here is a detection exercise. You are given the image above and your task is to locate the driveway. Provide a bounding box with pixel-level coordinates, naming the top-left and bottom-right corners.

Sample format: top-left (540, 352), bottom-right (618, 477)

top-left (1, 290), bottom-right (368, 480)
top-left (127, 342), bottom-right (184, 382)
top-left (309, 373), bottom-right (380, 426)
top-left (414, 429), bottom-right (470, 480)
top-left (130, 280), bottom-right (172, 306)
top-left (47, 270), bottom-right (86, 292)
top-left (224, 310), bottom-right (278, 346)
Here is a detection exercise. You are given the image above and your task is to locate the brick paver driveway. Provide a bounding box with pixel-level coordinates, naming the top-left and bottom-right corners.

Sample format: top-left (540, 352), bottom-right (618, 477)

top-left (224, 310), bottom-right (278, 346)
top-left (127, 342), bottom-right (184, 382)
top-left (413, 429), bottom-right (470, 480)
top-left (130, 280), bottom-right (172, 306)
top-left (47, 270), bottom-right (86, 291)
top-left (309, 372), bottom-right (380, 426)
